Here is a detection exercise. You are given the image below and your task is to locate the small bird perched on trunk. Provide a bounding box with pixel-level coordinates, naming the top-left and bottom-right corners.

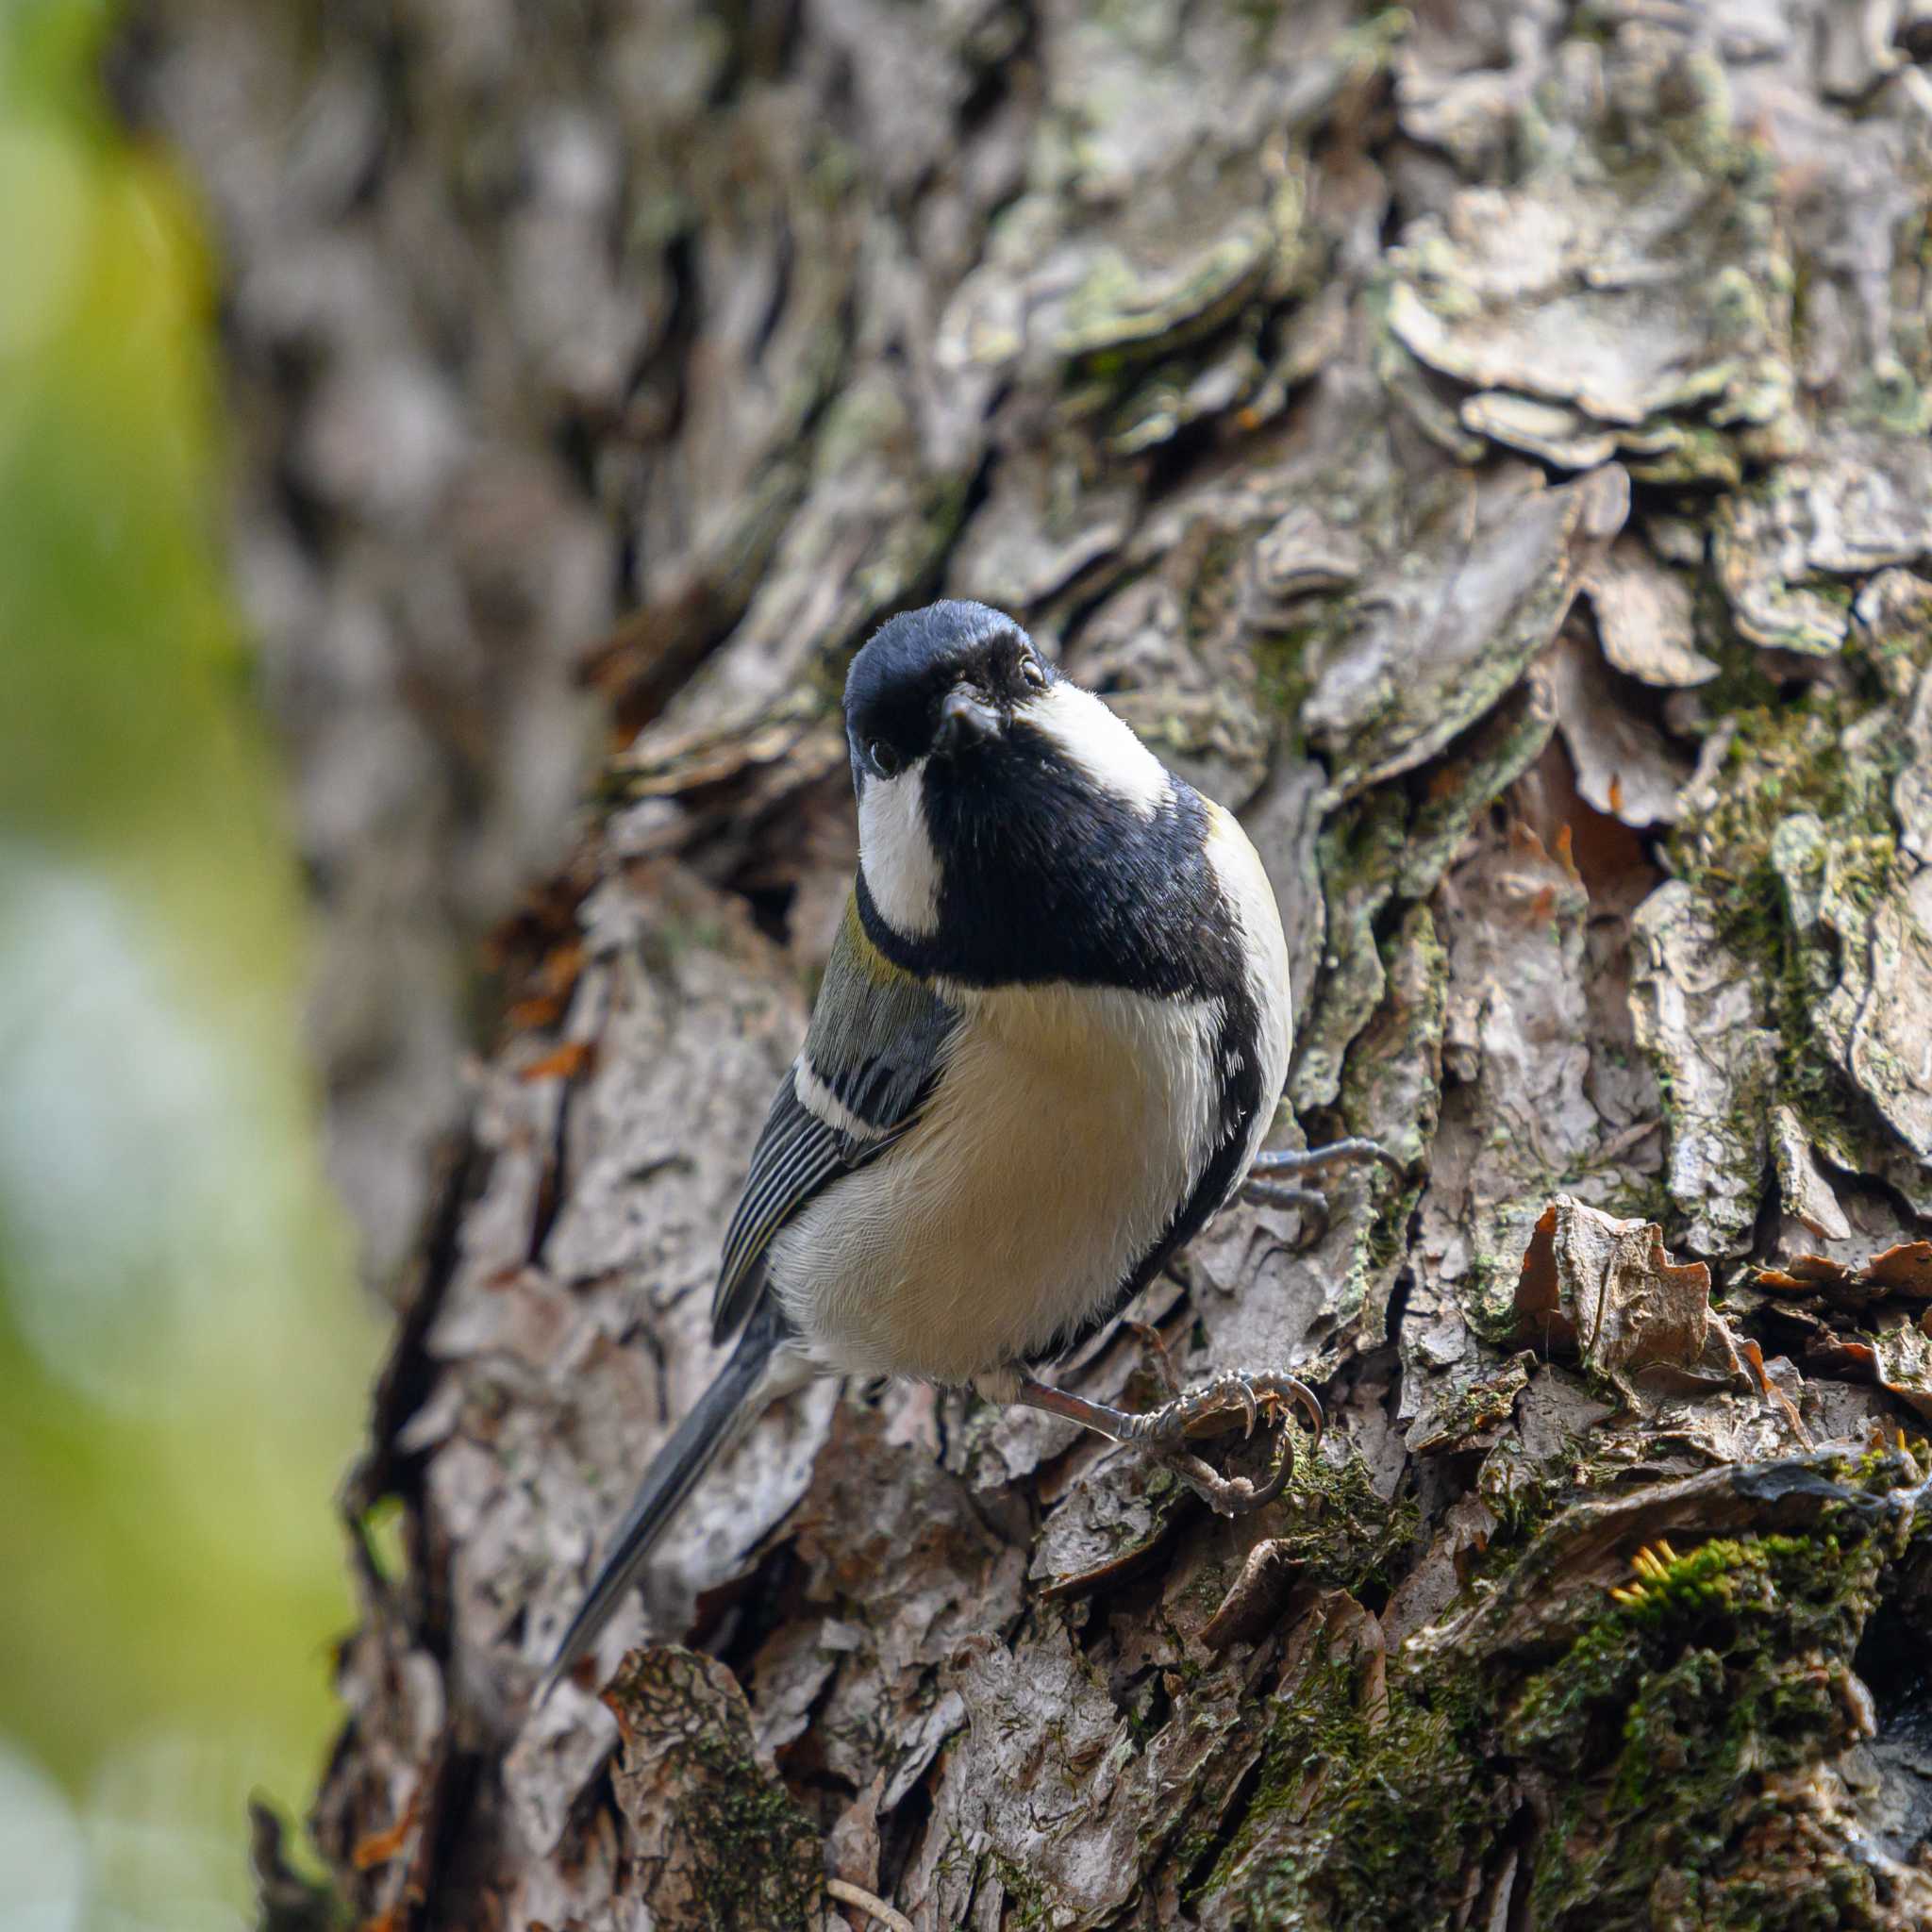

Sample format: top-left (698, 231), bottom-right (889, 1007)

top-left (541, 599), bottom-right (1395, 1697)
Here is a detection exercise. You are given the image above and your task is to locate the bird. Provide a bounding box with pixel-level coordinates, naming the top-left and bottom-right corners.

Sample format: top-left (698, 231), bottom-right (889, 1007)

top-left (539, 598), bottom-right (1397, 1699)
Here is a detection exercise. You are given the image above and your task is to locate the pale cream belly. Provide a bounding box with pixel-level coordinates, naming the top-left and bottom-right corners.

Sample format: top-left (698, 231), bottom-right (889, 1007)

top-left (764, 982), bottom-right (1221, 1386)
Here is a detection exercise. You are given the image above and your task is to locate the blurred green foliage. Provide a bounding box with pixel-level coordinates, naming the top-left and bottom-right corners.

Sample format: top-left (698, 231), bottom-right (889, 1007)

top-left (0, 2), bottom-right (380, 1923)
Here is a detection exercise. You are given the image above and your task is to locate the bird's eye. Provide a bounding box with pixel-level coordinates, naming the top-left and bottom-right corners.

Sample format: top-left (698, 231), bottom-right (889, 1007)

top-left (1021, 656), bottom-right (1047, 690)
top-left (870, 740), bottom-right (902, 777)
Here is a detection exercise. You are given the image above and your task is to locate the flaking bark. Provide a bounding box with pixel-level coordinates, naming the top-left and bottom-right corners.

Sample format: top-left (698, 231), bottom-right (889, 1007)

top-left (134, 2), bottom-right (1932, 1925)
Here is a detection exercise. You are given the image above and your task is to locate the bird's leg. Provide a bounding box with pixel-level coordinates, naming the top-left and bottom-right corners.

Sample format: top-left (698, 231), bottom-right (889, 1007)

top-left (1242, 1137), bottom-right (1404, 1244)
top-left (1248, 1137), bottom-right (1403, 1180)
top-left (1014, 1371), bottom-right (1322, 1517)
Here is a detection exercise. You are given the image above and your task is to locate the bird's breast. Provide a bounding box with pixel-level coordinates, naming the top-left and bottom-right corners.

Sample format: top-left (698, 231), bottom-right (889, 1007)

top-left (764, 979), bottom-right (1224, 1385)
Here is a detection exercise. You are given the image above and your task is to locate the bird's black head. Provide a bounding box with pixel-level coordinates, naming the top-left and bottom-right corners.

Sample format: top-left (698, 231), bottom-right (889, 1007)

top-left (843, 600), bottom-right (1050, 785)
top-left (842, 601), bottom-right (1208, 991)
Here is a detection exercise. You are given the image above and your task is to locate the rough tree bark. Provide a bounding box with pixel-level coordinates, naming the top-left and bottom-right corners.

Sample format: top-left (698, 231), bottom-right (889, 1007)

top-left (137, 3), bottom-right (1932, 1927)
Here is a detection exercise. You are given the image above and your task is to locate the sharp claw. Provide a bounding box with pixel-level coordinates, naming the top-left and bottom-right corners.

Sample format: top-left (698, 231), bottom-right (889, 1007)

top-left (1231, 1376), bottom-right (1259, 1439)
top-left (1112, 1371), bottom-right (1322, 1515)
top-left (1158, 1405), bottom-right (1303, 1515)
top-left (1341, 1140), bottom-right (1406, 1179)
top-left (1244, 1428), bottom-right (1300, 1509)
top-left (1266, 1374), bottom-right (1323, 1449)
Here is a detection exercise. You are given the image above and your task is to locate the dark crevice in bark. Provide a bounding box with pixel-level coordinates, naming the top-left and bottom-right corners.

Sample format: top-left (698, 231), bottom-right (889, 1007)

top-left (350, 1124), bottom-right (487, 1520)
top-left (526, 1075), bottom-right (576, 1270)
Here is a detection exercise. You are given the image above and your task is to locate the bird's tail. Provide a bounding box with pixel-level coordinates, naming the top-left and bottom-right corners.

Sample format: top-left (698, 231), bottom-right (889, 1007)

top-left (537, 1299), bottom-right (791, 1702)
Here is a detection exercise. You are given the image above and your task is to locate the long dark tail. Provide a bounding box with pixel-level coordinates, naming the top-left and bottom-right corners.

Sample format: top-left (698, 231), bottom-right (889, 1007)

top-left (538, 1301), bottom-right (787, 1701)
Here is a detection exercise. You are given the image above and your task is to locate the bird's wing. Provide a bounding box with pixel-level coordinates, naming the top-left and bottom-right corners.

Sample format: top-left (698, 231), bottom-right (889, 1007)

top-left (710, 893), bottom-right (958, 1342)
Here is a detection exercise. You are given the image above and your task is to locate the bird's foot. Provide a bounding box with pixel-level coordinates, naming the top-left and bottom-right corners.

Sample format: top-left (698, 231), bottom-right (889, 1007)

top-left (1242, 1137), bottom-right (1404, 1245)
top-left (1015, 1371), bottom-right (1322, 1517)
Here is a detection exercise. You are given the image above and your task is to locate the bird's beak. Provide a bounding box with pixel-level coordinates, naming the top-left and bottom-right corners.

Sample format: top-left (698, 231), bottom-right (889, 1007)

top-left (934, 686), bottom-right (1002, 756)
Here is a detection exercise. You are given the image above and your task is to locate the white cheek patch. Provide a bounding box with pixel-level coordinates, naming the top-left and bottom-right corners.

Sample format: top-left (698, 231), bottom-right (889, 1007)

top-left (858, 761), bottom-right (942, 937)
top-left (1027, 681), bottom-right (1172, 818)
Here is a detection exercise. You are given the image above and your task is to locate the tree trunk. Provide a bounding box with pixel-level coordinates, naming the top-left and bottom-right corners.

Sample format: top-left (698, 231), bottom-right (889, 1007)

top-left (138, 3), bottom-right (1932, 1926)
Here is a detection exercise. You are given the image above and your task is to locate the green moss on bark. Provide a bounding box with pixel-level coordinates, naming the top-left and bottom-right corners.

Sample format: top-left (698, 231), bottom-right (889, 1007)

top-left (1515, 1457), bottom-right (1924, 1929)
top-left (1664, 679), bottom-right (1909, 1149)
top-left (1200, 1645), bottom-right (1498, 1929)
top-left (1201, 1449), bottom-right (1930, 1930)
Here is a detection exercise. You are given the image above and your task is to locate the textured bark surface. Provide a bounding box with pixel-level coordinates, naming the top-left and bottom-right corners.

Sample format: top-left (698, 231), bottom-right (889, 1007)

top-left (134, 3), bottom-right (1932, 1926)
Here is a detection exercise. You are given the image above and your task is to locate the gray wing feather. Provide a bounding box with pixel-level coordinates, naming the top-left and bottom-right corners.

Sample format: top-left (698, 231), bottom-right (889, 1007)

top-left (800, 921), bottom-right (958, 1158)
top-left (710, 903), bottom-right (956, 1342)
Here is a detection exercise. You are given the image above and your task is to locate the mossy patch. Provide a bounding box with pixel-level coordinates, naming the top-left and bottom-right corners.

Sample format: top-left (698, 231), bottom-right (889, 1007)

top-left (605, 1646), bottom-right (824, 1931)
top-left (1199, 1640), bottom-right (1497, 1929)
top-left (1664, 677), bottom-right (1909, 1152)
top-left (1202, 1449), bottom-right (1930, 1929)
top-left (1273, 1451), bottom-right (1422, 1600)
top-left (1517, 1524), bottom-right (1894, 1927)
top-left (1253, 618), bottom-right (1330, 748)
